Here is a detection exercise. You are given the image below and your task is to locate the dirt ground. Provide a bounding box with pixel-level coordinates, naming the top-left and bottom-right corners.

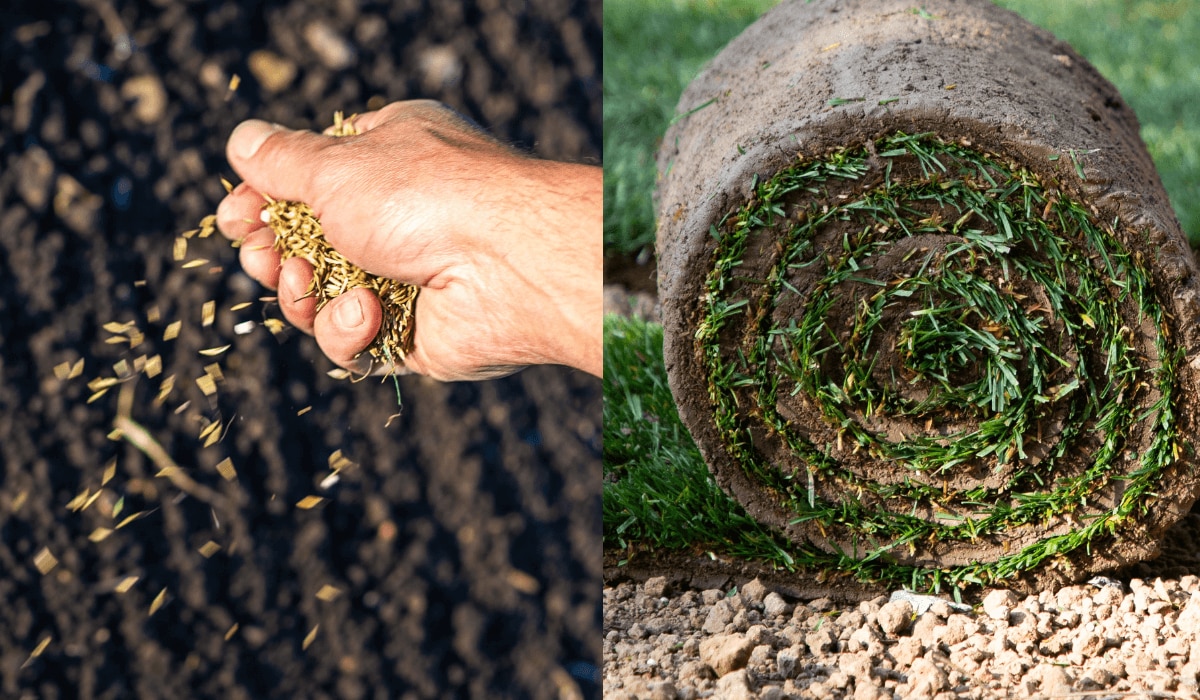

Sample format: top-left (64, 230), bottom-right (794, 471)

top-left (0, 1), bottom-right (600, 698)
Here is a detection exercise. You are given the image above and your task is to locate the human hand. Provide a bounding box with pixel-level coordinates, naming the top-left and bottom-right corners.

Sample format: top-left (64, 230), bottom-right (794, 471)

top-left (215, 100), bottom-right (601, 381)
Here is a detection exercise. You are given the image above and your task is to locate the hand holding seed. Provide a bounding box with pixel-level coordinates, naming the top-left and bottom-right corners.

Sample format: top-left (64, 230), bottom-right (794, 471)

top-left (215, 100), bottom-right (602, 381)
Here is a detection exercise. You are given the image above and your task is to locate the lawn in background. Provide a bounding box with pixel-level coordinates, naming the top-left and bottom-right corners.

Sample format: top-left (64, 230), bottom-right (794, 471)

top-left (603, 0), bottom-right (1200, 574)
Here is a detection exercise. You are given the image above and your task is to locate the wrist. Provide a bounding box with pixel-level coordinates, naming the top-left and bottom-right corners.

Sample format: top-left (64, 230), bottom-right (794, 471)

top-left (512, 160), bottom-right (603, 376)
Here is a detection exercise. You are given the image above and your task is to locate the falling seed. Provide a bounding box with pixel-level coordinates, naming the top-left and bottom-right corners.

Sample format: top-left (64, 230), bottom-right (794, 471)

top-left (221, 177), bottom-right (234, 193)
top-left (116, 511), bottom-right (149, 529)
top-left (174, 401), bottom-right (190, 414)
top-left (127, 329), bottom-right (145, 348)
top-left (296, 495), bottom-right (324, 510)
top-left (173, 238), bottom-right (187, 261)
top-left (195, 375), bottom-right (217, 396)
top-left (82, 489), bottom-right (104, 511)
top-left (263, 318), bottom-right (286, 336)
top-left (89, 527), bottom-right (114, 543)
top-left (297, 406), bottom-right (312, 416)
top-left (102, 458), bottom-right (117, 486)
top-left (202, 425), bottom-right (221, 448)
top-left (230, 302), bottom-right (252, 311)
top-left (106, 428), bottom-right (123, 441)
top-left (327, 369), bottom-right (351, 380)
top-left (215, 458), bottom-right (237, 481)
top-left (164, 321), bottom-right (182, 341)
top-left (87, 389), bottom-right (109, 404)
top-left (113, 359), bottom-right (130, 377)
top-left (34, 548), bottom-right (58, 575)
top-left (112, 495), bottom-right (125, 519)
top-left (228, 74), bottom-right (240, 93)
top-left (316, 584), bottom-right (342, 601)
top-left (198, 541), bottom-right (221, 558)
top-left (149, 587), bottom-right (167, 616)
top-left (22, 635), bottom-right (52, 668)
top-left (198, 214), bottom-right (217, 238)
top-left (104, 336), bottom-right (128, 345)
top-left (182, 259), bottom-right (210, 269)
top-left (303, 625), bottom-right (319, 650)
top-left (54, 362), bottom-right (72, 380)
top-left (115, 576), bottom-right (138, 593)
top-left (147, 305), bottom-right (161, 323)
top-left (199, 345), bottom-right (231, 357)
top-left (66, 489), bottom-right (89, 511)
top-left (145, 355), bottom-right (162, 378)
top-left (328, 450), bottom-right (354, 471)
top-left (12, 490), bottom-right (28, 512)
top-left (103, 321), bottom-right (132, 334)
top-left (198, 421), bottom-right (220, 441)
top-left (224, 623), bottom-right (239, 641)
top-left (68, 359), bottom-right (85, 379)
top-left (88, 377), bottom-right (118, 392)
top-left (155, 375), bottom-right (176, 404)
top-left (202, 301), bottom-right (216, 327)
top-left (319, 472), bottom-right (340, 490)
top-left (234, 320), bottom-right (256, 335)
top-left (259, 296), bottom-right (278, 303)
top-left (205, 363), bottom-right (225, 382)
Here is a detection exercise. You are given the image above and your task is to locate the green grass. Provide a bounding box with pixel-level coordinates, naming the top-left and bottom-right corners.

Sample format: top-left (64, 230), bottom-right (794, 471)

top-left (602, 0), bottom-right (1199, 591)
top-left (602, 315), bottom-right (801, 566)
top-left (602, 0), bottom-right (778, 257)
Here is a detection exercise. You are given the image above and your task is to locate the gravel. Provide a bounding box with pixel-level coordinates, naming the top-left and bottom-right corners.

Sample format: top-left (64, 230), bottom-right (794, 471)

top-left (604, 575), bottom-right (1200, 699)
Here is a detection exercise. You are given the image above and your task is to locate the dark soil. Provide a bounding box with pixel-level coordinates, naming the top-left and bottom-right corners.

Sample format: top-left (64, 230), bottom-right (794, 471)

top-left (0, 1), bottom-right (600, 698)
top-left (652, 0), bottom-right (1200, 593)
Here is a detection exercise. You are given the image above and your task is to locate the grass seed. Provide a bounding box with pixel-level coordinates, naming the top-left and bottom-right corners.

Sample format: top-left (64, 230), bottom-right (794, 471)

top-left (215, 458), bottom-right (237, 481)
top-left (34, 548), bottom-right (58, 575)
top-left (302, 624), bottom-right (318, 650)
top-left (316, 584), bottom-right (342, 601)
top-left (259, 112), bottom-right (418, 364)
top-left (149, 587), bottom-right (166, 616)
top-left (296, 495), bottom-right (323, 510)
top-left (114, 576), bottom-right (138, 593)
top-left (198, 541), bottom-right (221, 558)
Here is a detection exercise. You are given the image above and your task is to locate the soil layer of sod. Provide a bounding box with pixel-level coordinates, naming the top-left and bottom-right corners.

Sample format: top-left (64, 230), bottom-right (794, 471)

top-left (655, 0), bottom-right (1200, 595)
top-left (0, 1), bottom-right (600, 697)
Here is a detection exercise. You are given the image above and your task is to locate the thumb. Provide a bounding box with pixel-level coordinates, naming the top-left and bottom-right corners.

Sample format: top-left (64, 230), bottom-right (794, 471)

top-left (226, 120), bottom-right (333, 204)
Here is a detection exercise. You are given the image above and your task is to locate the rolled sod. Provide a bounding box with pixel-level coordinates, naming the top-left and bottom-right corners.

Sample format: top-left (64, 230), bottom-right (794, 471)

top-left (655, 0), bottom-right (1200, 591)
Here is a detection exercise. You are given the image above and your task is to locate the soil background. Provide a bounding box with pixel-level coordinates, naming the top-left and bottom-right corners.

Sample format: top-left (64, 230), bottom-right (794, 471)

top-left (0, 1), bottom-right (600, 698)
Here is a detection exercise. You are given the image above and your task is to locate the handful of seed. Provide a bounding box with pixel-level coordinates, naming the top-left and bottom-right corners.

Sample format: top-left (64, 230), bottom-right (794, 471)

top-left (243, 112), bottom-right (418, 367)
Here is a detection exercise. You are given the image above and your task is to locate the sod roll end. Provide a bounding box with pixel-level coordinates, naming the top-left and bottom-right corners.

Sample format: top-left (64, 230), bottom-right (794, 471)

top-left (656, 0), bottom-right (1200, 592)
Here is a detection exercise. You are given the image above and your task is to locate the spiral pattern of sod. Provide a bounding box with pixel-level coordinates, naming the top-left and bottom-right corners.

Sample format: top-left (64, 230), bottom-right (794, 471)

top-left (693, 131), bottom-right (1191, 590)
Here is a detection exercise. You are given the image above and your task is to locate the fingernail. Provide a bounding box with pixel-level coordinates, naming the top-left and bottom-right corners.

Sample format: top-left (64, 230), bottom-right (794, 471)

top-left (334, 296), bottom-right (365, 328)
top-left (230, 120), bottom-right (281, 160)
